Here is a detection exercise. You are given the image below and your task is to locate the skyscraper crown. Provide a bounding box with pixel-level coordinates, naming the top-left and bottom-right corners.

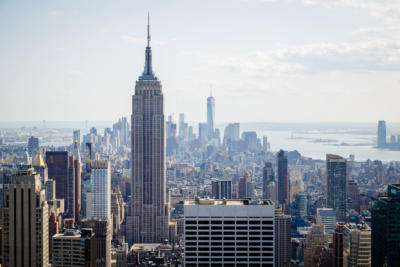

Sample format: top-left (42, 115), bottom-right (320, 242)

top-left (139, 13), bottom-right (157, 81)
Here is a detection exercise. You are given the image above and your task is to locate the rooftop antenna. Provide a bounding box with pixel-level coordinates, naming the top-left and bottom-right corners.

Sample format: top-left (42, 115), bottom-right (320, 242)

top-left (147, 12), bottom-right (151, 47)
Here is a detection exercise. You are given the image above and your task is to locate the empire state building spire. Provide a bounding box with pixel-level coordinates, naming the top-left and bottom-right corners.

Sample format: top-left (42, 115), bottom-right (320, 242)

top-left (139, 13), bottom-right (157, 81)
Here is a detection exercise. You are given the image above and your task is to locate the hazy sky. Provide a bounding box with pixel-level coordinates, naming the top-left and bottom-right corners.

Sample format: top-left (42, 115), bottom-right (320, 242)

top-left (1, 0), bottom-right (399, 123)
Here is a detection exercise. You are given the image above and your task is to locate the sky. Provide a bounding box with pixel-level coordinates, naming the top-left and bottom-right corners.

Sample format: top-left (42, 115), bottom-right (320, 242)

top-left (0, 0), bottom-right (399, 123)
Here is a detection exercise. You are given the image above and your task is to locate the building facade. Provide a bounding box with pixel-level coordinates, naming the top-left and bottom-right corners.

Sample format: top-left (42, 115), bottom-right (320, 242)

top-left (207, 93), bottom-right (215, 140)
top-left (1, 168), bottom-right (49, 266)
top-left (277, 150), bottom-right (289, 212)
top-left (184, 198), bottom-right (275, 266)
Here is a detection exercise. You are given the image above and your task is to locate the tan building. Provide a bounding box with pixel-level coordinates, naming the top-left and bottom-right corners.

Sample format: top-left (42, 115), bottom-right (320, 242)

top-left (1, 168), bottom-right (49, 266)
top-left (343, 223), bottom-right (371, 267)
top-left (304, 224), bottom-right (329, 267)
top-left (111, 188), bottom-right (124, 238)
top-left (52, 228), bottom-right (95, 267)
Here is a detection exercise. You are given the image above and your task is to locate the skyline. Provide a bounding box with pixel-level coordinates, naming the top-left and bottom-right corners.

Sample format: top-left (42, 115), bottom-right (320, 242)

top-left (1, 0), bottom-right (400, 123)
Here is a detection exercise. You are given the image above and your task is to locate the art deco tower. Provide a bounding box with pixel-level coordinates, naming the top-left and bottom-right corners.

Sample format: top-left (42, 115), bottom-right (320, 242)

top-left (129, 16), bottom-right (168, 244)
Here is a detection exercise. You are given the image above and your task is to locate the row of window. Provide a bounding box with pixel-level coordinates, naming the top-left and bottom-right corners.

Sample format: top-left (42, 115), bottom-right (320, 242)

top-left (186, 257), bottom-right (273, 262)
top-left (185, 242), bottom-right (273, 247)
top-left (186, 226), bottom-right (273, 230)
top-left (186, 231), bottom-right (273, 236)
top-left (186, 236), bottom-right (273, 241)
top-left (186, 252), bottom-right (273, 257)
top-left (185, 247), bottom-right (273, 251)
top-left (186, 220), bottom-right (273, 225)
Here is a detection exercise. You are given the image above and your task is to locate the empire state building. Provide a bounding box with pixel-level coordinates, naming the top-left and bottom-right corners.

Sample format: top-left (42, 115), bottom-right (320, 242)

top-left (128, 16), bottom-right (168, 244)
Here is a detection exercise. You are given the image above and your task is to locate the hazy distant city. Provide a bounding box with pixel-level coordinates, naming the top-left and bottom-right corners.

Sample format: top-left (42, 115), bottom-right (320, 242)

top-left (1, 0), bottom-right (400, 267)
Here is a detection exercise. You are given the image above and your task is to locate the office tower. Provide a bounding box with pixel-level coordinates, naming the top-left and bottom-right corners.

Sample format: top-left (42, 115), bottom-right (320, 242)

top-left (183, 198), bottom-right (275, 266)
top-left (52, 229), bottom-right (95, 267)
top-left (179, 113), bottom-right (185, 139)
top-left (33, 149), bottom-right (48, 185)
top-left (188, 126), bottom-right (194, 141)
top-left (242, 131), bottom-right (258, 152)
top-left (73, 129), bottom-right (81, 147)
top-left (81, 219), bottom-right (112, 267)
top-left (347, 180), bottom-right (360, 212)
top-left (116, 243), bottom-right (129, 267)
top-left (371, 184), bottom-right (400, 267)
top-left (73, 139), bottom-right (81, 222)
top-left (377, 120), bottom-right (386, 148)
top-left (223, 123), bottom-right (240, 143)
top-left (207, 92), bottom-right (215, 140)
top-left (45, 179), bottom-right (56, 201)
top-left (27, 135), bottom-right (39, 156)
top-left (266, 181), bottom-right (277, 202)
top-left (262, 162), bottom-right (274, 199)
top-left (85, 142), bottom-right (92, 163)
top-left (198, 123), bottom-right (208, 144)
top-left (303, 224), bottom-right (329, 267)
top-left (295, 192), bottom-right (307, 220)
top-left (128, 16), bottom-right (168, 244)
top-left (1, 168), bottom-right (49, 266)
top-left (211, 179), bottom-right (232, 199)
top-left (343, 223), bottom-right (371, 267)
top-left (316, 208), bottom-right (337, 237)
top-left (326, 154), bottom-right (347, 222)
top-left (111, 188), bottom-right (125, 237)
top-left (333, 223), bottom-right (344, 267)
top-left (238, 171), bottom-right (254, 199)
top-left (275, 210), bottom-right (291, 267)
top-left (277, 150), bottom-right (289, 212)
top-left (46, 151), bottom-right (75, 219)
top-left (262, 136), bottom-right (268, 152)
top-left (86, 160), bottom-right (110, 220)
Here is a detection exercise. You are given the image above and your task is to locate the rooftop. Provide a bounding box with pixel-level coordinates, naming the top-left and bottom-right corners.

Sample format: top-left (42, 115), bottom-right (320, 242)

top-left (184, 197), bottom-right (274, 206)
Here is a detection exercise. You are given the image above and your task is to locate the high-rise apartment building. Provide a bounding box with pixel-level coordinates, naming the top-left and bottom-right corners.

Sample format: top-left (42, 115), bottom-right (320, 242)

top-left (327, 154), bottom-right (347, 222)
top-left (1, 168), bottom-right (49, 266)
top-left (377, 120), bottom-right (386, 148)
top-left (275, 210), bottom-right (291, 267)
top-left (371, 184), bottom-right (400, 267)
top-left (52, 228), bottom-right (95, 267)
top-left (277, 150), bottom-right (289, 212)
top-left (211, 179), bottom-right (232, 199)
top-left (86, 160), bottom-right (110, 220)
top-left (128, 16), bottom-right (168, 244)
top-left (207, 92), bottom-right (215, 140)
top-left (183, 198), bottom-right (275, 266)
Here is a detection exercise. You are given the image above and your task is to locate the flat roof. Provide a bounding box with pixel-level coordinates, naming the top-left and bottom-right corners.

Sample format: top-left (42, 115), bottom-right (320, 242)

top-left (184, 198), bottom-right (274, 206)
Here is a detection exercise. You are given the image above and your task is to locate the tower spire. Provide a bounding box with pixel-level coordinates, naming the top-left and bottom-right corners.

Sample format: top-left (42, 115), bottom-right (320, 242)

top-left (139, 13), bottom-right (157, 81)
top-left (147, 12), bottom-right (151, 47)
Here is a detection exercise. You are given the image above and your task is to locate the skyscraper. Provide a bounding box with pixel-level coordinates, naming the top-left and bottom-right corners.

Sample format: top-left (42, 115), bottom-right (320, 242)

top-left (262, 162), bottom-right (274, 199)
top-left (27, 135), bottom-right (39, 156)
top-left (326, 154), bottom-right (347, 222)
top-left (277, 150), bottom-right (289, 212)
top-left (86, 160), bottom-right (110, 220)
top-left (371, 184), bottom-right (400, 267)
top-left (73, 140), bottom-right (81, 222)
top-left (46, 151), bottom-right (76, 220)
top-left (275, 210), bottom-right (291, 267)
top-left (1, 168), bottom-right (49, 266)
top-left (128, 16), bottom-right (168, 244)
top-left (377, 120), bottom-right (386, 148)
top-left (207, 92), bottom-right (215, 140)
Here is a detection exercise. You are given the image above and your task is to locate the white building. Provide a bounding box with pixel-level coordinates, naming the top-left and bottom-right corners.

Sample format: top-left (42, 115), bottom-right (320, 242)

top-left (316, 208), bottom-right (337, 238)
top-left (86, 160), bottom-right (111, 220)
top-left (184, 198), bottom-right (275, 266)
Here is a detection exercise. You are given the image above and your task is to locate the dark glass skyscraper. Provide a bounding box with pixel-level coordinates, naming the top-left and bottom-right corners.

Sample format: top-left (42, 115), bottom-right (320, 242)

top-left (128, 16), bottom-right (168, 244)
top-left (371, 184), bottom-right (400, 267)
top-left (262, 162), bottom-right (274, 199)
top-left (326, 154), bottom-right (347, 222)
top-left (277, 150), bottom-right (289, 212)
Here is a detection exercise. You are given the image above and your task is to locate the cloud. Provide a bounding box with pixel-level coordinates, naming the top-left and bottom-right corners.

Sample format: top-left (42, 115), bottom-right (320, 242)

top-left (277, 40), bottom-right (400, 72)
top-left (294, 0), bottom-right (400, 22)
